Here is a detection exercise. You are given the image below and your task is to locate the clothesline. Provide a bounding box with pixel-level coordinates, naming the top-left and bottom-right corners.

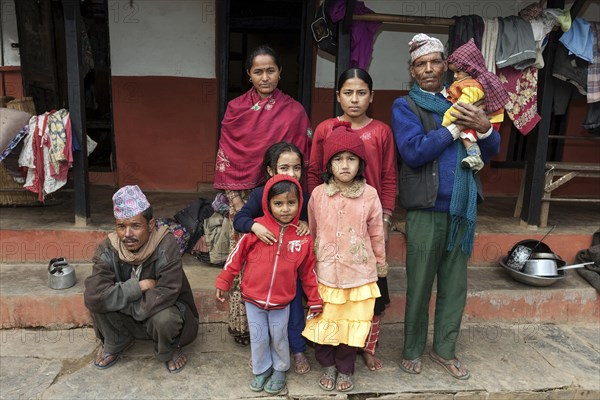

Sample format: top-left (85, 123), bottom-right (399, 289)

top-left (353, 13), bottom-right (455, 27)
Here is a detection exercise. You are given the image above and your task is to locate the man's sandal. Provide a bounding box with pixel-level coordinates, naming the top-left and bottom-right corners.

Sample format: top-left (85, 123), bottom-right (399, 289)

top-left (165, 348), bottom-right (187, 374)
top-left (263, 371), bottom-right (286, 395)
top-left (336, 372), bottom-right (354, 392)
top-left (399, 357), bottom-right (422, 374)
top-left (293, 352), bottom-right (311, 374)
top-left (318, 366), bottom-right (337, 391)
top-left (249, 368), bottom-right (273, 392)
top-left (93, 341), bottom-right (133, 370)
top-left (429, 352), bottom-right (470, 380)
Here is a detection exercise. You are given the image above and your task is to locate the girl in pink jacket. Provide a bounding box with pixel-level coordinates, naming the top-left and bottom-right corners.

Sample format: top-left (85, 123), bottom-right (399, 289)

top-left (302, 124), bottom-right (387, 392)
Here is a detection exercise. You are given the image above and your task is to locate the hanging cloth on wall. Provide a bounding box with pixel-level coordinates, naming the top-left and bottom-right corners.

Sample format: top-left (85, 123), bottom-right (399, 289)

top-left (497, 66), bottom-right (541, 135)
top-left (447, 15), bottom-right (484, 54)
top-left (495, 16), bottom-right (537, 70)
top-left (553, 43), bottom-right (588, 97)
top-left (18, 110), bottom-right (73, 201)
top-left (586, 22), bottom-right (600, 104)
top-left (328, 0), bottom-right (381, 70)
top-left (559, 17), bottom-right (594, 64)
top-left (481, 18), bottom-right (499, 73)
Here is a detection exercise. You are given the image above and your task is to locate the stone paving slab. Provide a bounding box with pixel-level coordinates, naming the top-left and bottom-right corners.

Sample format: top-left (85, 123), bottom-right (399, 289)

top-left (0, 323), bottom-right (598, 399)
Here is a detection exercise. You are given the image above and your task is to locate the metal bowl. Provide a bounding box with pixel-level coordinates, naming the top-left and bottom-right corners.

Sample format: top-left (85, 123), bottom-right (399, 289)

top-left (499, 257), bottom-right (566, 287)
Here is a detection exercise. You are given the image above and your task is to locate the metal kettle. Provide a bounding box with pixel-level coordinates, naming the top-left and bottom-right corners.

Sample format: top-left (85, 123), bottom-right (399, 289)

top-left (48, 258), bottom-right (76, 289)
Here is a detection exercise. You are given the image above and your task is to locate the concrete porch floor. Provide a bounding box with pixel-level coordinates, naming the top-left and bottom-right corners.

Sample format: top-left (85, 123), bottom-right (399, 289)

top-left (1, 185), bottom-right (598, 266)
top-left (0, 184), bottom-right (599, 234)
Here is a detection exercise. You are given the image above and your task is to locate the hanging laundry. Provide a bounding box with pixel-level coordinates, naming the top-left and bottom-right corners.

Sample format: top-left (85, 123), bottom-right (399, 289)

top-left (587, 22), bottom-right (600, 104)
top-left (544, 8), bottom-right (572, 32)
top-left (553, 43), bottom-right (588, 96)
top-left (448, 15), bottom-right (485, 54)
top-left (559, 17), bottom-right (594, 63)
top-left (481, 18), bottom-right (499, 73)
top-left (18, 109), bottom-right (73, 202)
top-left (328, 0), bottom-right (381, 70)
top-left (497, 66), bottom-right (541, 135)
top-left (495, 16), bottom-right (537, 70)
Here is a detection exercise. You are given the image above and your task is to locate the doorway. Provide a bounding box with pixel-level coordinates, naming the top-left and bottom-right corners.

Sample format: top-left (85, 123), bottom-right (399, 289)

top-left (217, 0), bottom-right (314, 125)
top-left (14, 0), bottom-right (116, 172)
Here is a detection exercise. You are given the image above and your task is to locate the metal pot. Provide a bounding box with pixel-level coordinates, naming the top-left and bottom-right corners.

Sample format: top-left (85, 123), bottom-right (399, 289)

top-left (48, 258), bottom-right (77, 290)
top-left (522, 259), bottom-right (595, 277)
top-left (529, 252), bottom-right (566, 267)
top-left (506, 240), bottom-right (554, 271)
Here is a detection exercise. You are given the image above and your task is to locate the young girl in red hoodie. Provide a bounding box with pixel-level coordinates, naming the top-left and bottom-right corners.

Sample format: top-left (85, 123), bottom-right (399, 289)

top-left (215, 174), bottom-right (322, 395)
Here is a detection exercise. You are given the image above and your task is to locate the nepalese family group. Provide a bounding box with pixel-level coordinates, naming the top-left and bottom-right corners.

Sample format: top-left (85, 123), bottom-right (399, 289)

top-left (82, 33), bottom-right (503, 394)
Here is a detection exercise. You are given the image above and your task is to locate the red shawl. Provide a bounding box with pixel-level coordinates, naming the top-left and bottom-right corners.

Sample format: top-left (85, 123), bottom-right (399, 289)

top-left (214, 88), bottom-right (312, 190)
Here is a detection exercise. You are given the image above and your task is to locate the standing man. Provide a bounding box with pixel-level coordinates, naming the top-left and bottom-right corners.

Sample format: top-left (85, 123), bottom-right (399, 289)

top-left (391, 34), bottom-right (500, 379)
top-left (84, 185), bottom-right (199, 373)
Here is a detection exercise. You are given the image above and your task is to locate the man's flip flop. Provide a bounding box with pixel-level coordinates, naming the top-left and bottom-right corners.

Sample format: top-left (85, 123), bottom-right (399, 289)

top-left (165, 349), bottom-right (187, 374)
top-left (399, 357), bottom-right (422, 375)
top-left (429, 352), bottom-right (470, 380)
top-left (93, 348), bottom-right (121, 370)
top-left (93, 341), bottom-right (133, 370)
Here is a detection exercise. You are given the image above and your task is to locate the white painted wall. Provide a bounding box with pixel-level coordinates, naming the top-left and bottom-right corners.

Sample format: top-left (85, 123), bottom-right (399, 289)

top-left (108, 0), bottom-right (215, 78)
top-left (315, 0), bottom-right (600, 90)
top-left (1, 0), bottom-right (20, 66)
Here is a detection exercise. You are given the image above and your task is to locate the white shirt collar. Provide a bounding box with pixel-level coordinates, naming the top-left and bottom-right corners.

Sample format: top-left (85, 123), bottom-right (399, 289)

top-left (419, 86), bottom-right (448, 97)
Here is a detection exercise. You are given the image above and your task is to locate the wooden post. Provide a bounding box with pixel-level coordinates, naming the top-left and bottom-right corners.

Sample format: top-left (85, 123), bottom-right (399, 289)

top-left (298, 0), bottom-right (315, 116)
top-left (62, 0), bottom-right (90, 226)
top-left (217, 0), bottom-right (230, 129)
top-left (334, 0), bottom-right (354, 116)
top-left (519, 0), bottom-right (565, 227)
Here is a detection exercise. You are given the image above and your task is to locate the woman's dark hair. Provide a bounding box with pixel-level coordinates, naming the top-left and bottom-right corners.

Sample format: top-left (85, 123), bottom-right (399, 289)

top-left (267, 180), bottom-right (300, 214)
top-left (321, 153), bottom-right (366, 183)
top-left (262, 141), bottom-right (304, 182)
top-left (337, 67), bottom-right (373, 92)
top-left (245, 45), bottom-right (282, 72)
top-left (141, 207), bottom-right (153, 222)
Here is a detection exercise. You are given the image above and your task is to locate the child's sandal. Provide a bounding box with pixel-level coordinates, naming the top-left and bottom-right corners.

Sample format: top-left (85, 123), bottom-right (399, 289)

top-left (318, 366), bottom-right (337, 391)
top-left (336, 372), bottom-right (354, 392)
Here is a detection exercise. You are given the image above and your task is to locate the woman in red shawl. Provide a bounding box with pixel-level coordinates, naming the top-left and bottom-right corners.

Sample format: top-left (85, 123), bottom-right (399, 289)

top-left (214, 45), bottom-right (312, 346)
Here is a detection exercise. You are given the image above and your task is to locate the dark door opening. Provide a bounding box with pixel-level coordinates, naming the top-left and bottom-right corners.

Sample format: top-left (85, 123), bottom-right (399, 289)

top-left (218, 0), bottom-right (313, 126)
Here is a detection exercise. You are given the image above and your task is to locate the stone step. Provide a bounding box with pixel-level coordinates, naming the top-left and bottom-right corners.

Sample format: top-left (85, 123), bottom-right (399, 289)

top-left (0, 228), bottom-right (593, 265)
top-left (1, 255), bottom-right (597, 329)
top-left (2, 323), bottom-right (598, 399)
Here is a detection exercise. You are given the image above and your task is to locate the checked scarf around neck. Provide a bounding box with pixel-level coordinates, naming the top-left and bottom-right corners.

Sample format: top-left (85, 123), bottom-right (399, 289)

top-left (408, 83), bottom-right (477, 255)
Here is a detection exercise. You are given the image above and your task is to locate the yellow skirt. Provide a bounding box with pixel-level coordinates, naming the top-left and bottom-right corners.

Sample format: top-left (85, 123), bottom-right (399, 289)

top-left (302, 282), bottom-right (380, 348)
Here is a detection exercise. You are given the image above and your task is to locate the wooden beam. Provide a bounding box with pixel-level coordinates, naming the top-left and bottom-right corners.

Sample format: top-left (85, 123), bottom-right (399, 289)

top-left (62, 0), bottom-right (90, 226)
top-left (353, 13), bottom-right (455, 26)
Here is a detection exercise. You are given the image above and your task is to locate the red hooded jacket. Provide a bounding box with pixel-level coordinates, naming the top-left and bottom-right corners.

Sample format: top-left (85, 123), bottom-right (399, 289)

top-left (216, 175), bottom-right (322, 312)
